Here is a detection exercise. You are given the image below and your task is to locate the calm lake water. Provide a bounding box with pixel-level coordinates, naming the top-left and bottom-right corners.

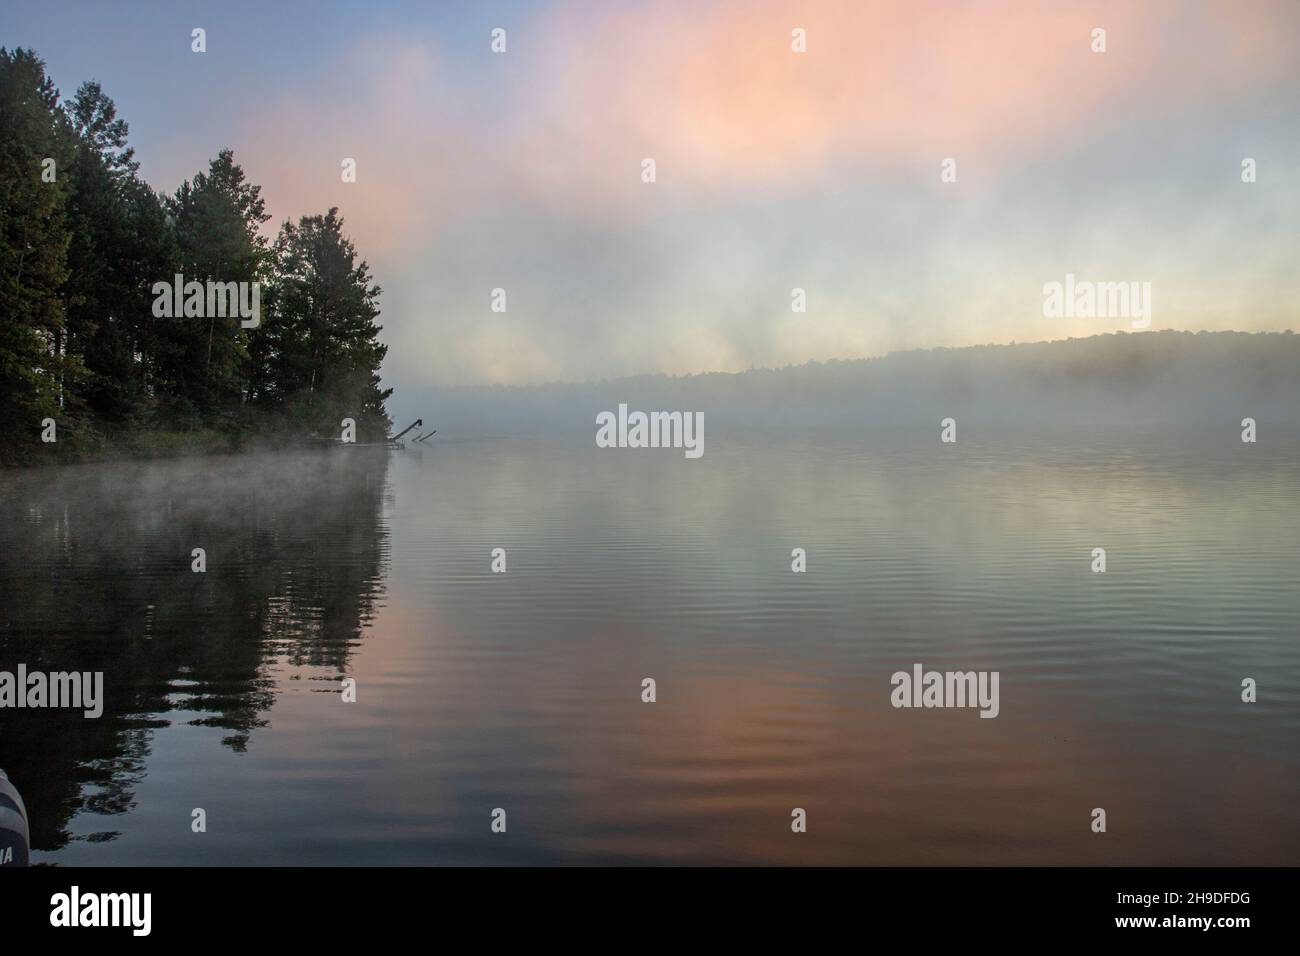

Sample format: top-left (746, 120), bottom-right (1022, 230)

top-left (2, 428), bottom-right (1298, 865)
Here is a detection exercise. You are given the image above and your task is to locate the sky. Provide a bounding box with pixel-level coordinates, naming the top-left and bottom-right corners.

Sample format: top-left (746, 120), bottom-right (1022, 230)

top-left (3, 0), bottom-right (1298, 391)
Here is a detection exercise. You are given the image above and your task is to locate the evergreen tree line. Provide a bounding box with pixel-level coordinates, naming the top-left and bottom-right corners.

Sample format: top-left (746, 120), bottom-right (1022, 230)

top-left (0, 48), bottom-right (392, 463)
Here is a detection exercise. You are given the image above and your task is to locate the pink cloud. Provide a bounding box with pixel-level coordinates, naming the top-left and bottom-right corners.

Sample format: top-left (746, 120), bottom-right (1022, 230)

top-left (234, 35), bottom-right (465, 258)
top-left (507, 0), bottom-right (1299, 211)
top-left (228, 2), bottom-right (1299, 244)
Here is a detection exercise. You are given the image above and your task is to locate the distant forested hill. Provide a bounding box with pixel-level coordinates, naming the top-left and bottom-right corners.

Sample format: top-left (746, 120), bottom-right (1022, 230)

top-left (397, 331), bottom-right (1300, 433)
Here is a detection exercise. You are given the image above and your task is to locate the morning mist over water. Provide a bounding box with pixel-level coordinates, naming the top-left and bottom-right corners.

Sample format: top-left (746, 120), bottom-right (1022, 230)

top-left (1, 3), bottom-right (1298, 934)
top-left (4, 335), bottom-right (1299, 864)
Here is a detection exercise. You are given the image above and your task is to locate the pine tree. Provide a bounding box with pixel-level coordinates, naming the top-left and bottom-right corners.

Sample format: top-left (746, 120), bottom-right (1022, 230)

top-left (162, 149), bottom-right (270, 425)
top-left (0, 49), bottom-right (74, 461)
top-left (256, 208), bottom-right (391, 438)
top-left (61, 80), bottom-right (175, 427)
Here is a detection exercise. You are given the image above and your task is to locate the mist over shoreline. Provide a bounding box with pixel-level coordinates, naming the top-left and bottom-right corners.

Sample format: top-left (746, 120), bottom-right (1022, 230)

top-left (392, 330), bottom-right (1300, 434)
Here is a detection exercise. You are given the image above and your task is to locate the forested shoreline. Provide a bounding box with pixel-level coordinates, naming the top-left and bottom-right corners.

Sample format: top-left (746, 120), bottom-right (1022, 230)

top-left (0, 48), bottom-right (392, 465)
